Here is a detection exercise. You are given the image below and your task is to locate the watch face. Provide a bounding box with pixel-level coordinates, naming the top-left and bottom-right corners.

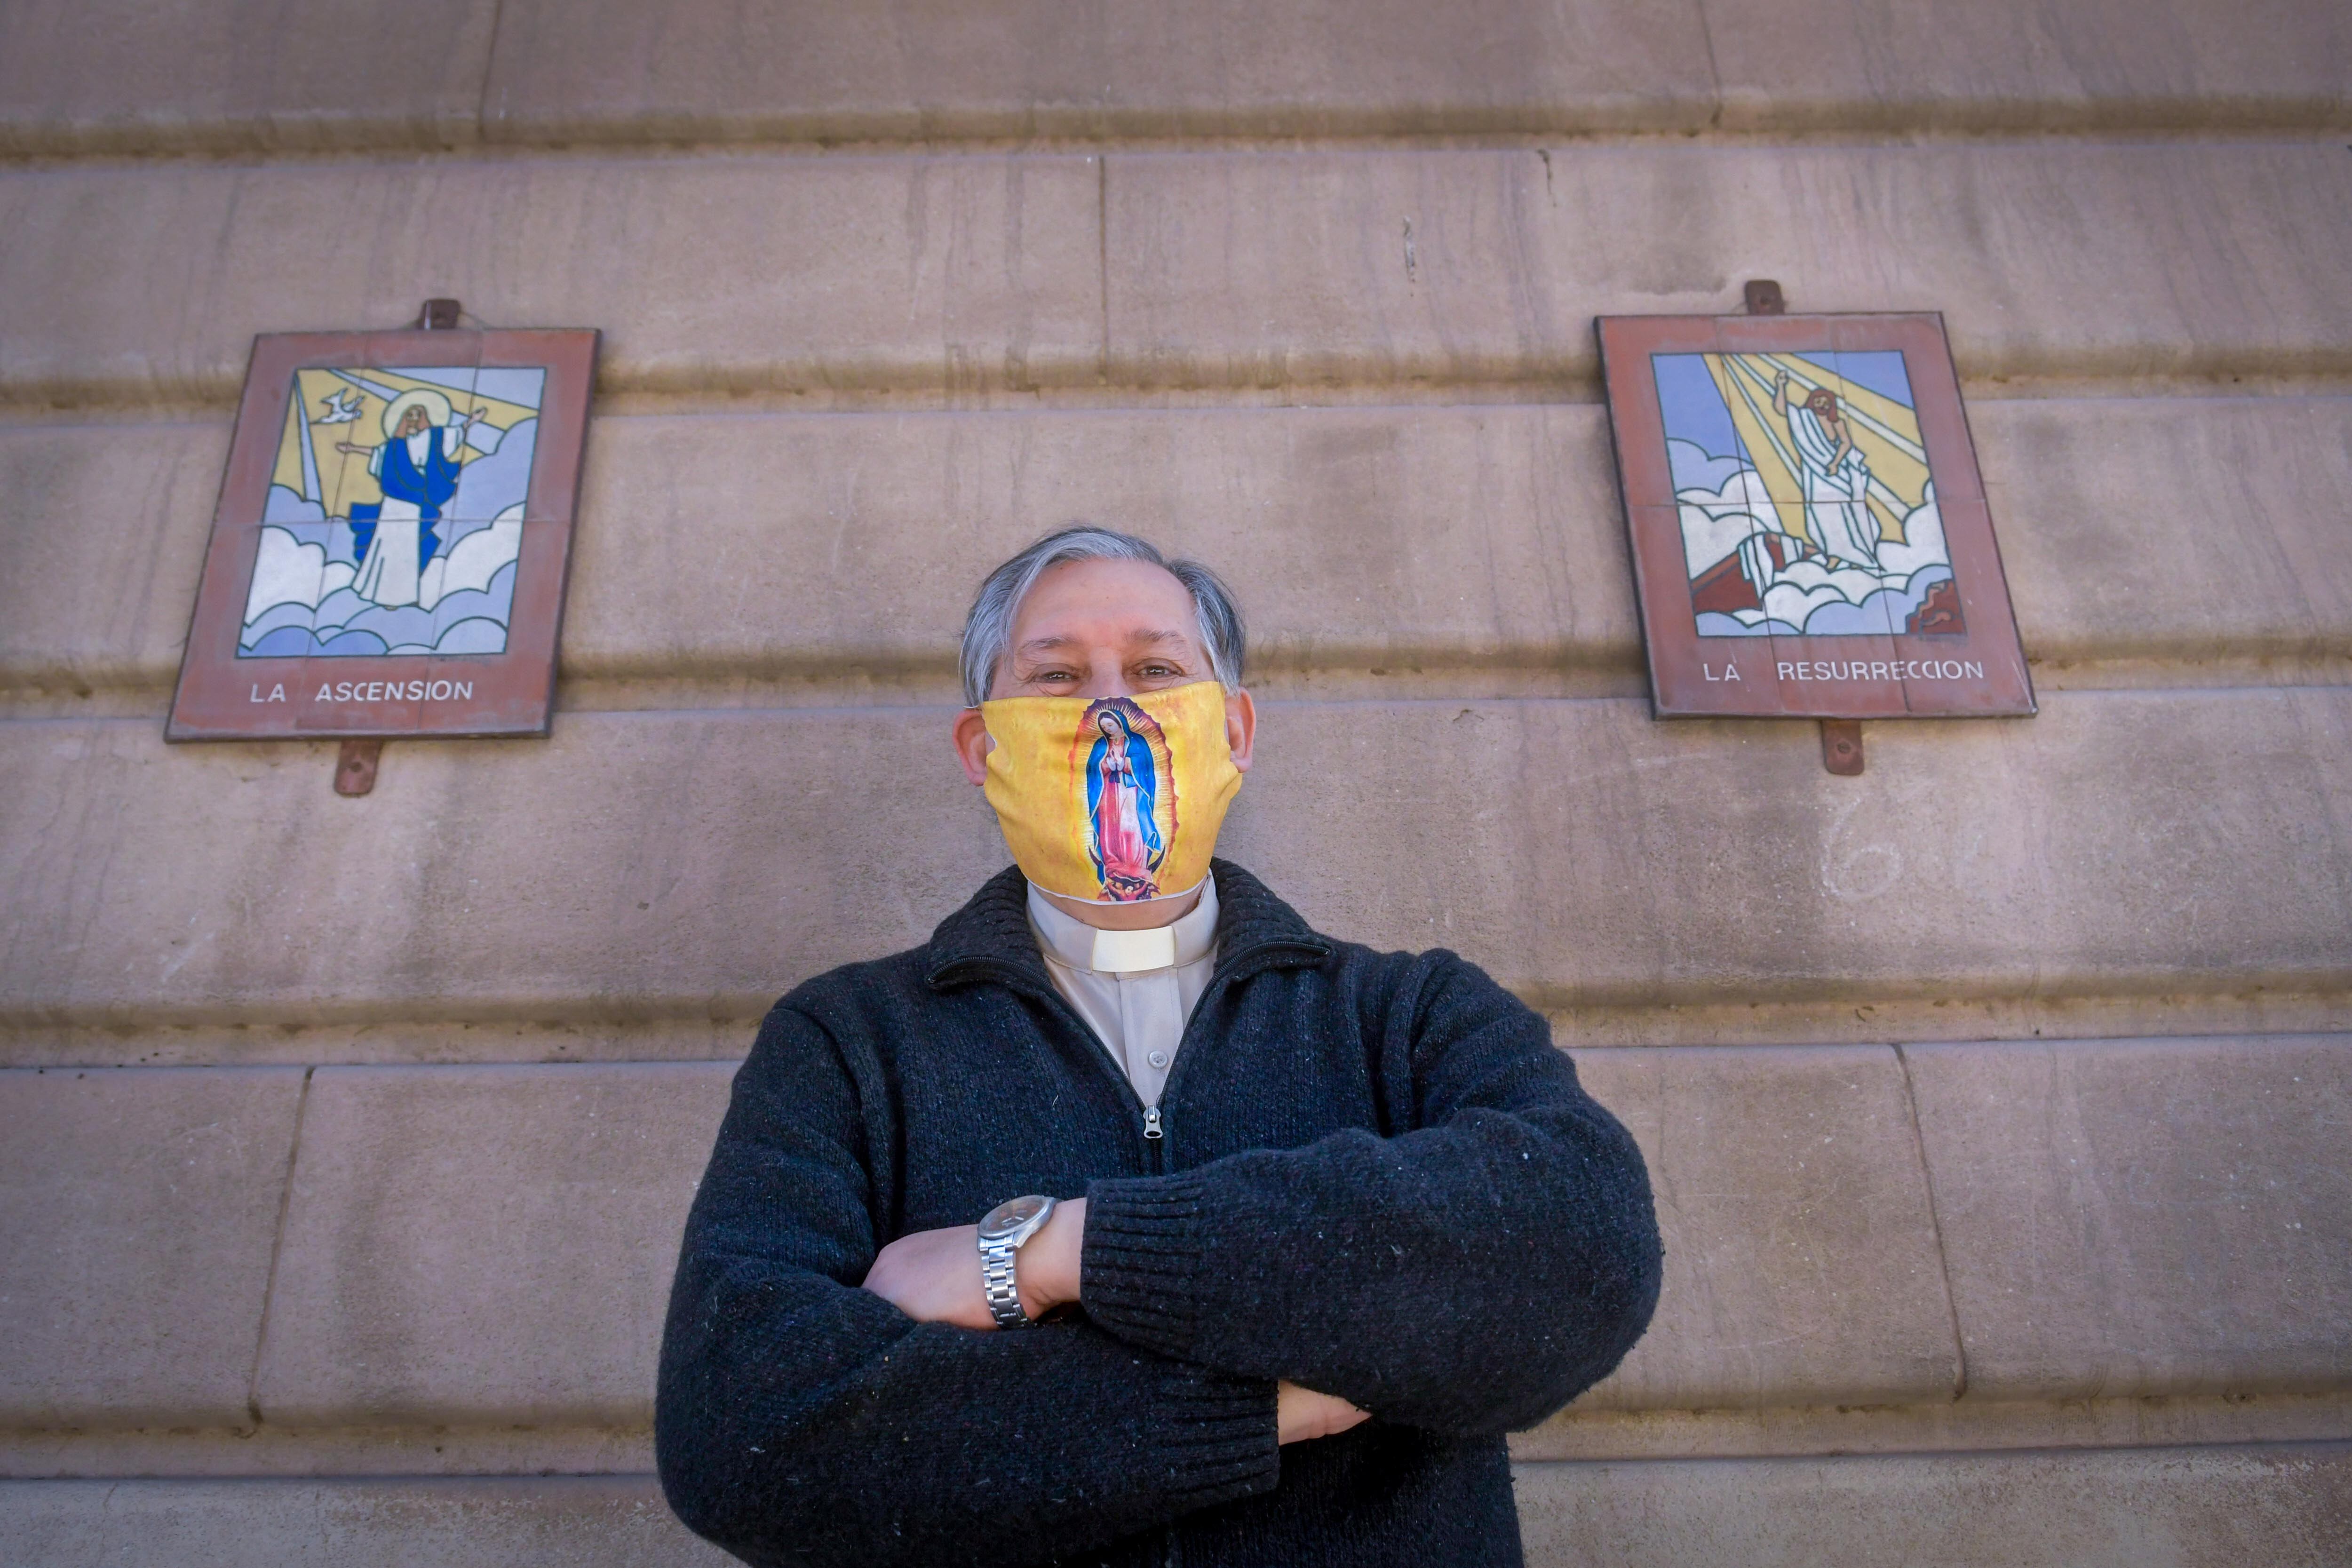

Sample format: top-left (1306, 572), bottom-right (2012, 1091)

top-left (980, 1194), bottom-right (1052, 1242)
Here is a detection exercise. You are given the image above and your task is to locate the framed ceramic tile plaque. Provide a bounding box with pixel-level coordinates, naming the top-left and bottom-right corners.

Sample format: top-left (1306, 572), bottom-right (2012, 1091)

top-left (167, 327), bottom-right (598, 740)
top-left (1597, 313), bottom-right (2033, 719)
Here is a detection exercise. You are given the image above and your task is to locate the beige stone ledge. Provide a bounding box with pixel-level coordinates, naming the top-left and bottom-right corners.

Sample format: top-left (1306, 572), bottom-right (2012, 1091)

top-left (0, 1425), bottom-right (658, 1480)
top-left (6, 143), bottom-right (2350, 412)
top-left (1910, 1035), bottom-right (2352, 1403)
top-left (0, 1475), bottom-right (731, 1568)
top-left (1512, 1441), bottom-right (2352, 1568)
top-left (5, 996), bottom-right (2352, 1076)
top-left (1571, 1047), bottom-right (1960, 1412)
top-left (6, 691), bottom-right (2350, 1026)
top-left (0, 1066), bottom-right (303, 1429)
top-left (1548, 988), bottom-right (2352, 1052)
top-left (1516, 1391), bottom-right (2352, 1464)
top-left (6, 989), bottom-right (2351, 1071)
top-left (6, 1445), bottom-right (2346, 1565)
top-left (5, 1392), bottom-right (2348, 1478)
top-left (4, 0), bottom-right (2346, 158)
top-left (252, 1064), bottom-right (734, 1427)
top-left (8, 395), bottom-right (2352, 709)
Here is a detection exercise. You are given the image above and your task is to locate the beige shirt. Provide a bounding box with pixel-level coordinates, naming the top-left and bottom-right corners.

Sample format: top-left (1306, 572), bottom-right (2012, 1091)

top-left (1026, 878), bottom-right (1221, 1110)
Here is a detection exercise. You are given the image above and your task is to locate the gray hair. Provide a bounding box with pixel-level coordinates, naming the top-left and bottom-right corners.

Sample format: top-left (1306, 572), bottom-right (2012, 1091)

top-left (959, 526), bottom-right (1247, 706)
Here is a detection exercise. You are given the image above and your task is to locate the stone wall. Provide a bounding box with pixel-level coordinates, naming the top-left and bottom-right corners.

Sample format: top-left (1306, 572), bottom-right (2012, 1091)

top-left (3, 2), bottom-right (2349, 1561)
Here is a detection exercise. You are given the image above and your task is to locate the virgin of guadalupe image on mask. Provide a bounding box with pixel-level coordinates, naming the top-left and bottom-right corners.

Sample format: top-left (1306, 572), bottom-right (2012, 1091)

top-left (1079, 697), bottom-right (1177, 902)
top-left (1654, 349), bottom-right (1962, 638)
top-left (239, 365), bottom-right (548, 658)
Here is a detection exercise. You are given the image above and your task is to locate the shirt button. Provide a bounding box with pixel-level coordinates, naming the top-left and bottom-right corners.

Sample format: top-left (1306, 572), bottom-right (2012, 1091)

top-left (1147, 1051), bottom-right (1168, 1068)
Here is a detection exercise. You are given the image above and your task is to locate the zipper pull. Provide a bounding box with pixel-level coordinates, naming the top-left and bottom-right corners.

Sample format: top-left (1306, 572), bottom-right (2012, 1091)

top-left (1142, 1106), bottom-right (1163, 1141)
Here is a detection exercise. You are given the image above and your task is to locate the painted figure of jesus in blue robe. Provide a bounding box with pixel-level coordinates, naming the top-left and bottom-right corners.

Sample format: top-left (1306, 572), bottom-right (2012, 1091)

top-left (337, 390), bottom-right (485, 608)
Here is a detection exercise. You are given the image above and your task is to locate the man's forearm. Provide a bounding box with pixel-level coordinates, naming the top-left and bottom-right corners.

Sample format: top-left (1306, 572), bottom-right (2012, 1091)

top-left (860, 1198), bottom-right (1369, 1445)
top-left (661, 1260), bottom-right (1282, 1568)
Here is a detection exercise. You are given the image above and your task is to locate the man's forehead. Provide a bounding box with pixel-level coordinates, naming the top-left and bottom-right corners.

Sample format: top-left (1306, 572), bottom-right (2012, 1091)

top-left (1012, 560), bottom-right (1196, 633)
top-left (1015, 625), bottom-right (1193, 655)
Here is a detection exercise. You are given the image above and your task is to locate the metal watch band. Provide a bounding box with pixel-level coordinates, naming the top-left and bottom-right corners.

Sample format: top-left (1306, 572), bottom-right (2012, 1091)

top-left (975, 1193), bottom-right (1058, 1330)
top-left (981, 1242), bottom-right (1029, 1329)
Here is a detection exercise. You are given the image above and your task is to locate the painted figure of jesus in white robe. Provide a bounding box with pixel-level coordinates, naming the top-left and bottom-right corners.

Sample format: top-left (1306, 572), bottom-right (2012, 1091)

top-left (1774, 372), bottom-right (1881, 572)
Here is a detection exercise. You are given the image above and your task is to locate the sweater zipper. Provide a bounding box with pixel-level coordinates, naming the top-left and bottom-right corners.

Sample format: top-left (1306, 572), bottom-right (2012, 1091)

top-left (1142, 938), bottom-right (1327, 1169)
top-left (938, 939), bottom-right (1324, 1176)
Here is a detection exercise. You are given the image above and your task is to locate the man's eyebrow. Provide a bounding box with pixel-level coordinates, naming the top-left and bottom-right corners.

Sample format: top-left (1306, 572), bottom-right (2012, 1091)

top-left (1013, 635), bottom-right (1083, 658)
top-left (1128, 629), bottom-right (1192, 647)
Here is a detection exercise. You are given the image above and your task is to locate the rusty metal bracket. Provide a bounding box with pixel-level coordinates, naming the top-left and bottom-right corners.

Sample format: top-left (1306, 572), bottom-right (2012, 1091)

top-left (1742, 278), bottom-right (1862, 774)
top-left (417, 297), bottom-right (462, 330)
top-left (1820, 719), bottom-right (1864, 775)
top-left (335, 738), bottom-right (383, 796)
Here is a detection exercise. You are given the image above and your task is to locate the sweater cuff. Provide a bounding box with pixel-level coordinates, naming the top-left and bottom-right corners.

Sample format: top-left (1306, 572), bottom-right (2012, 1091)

top-left (1147, 1360), bottom-right (1281, 1512)
top-left (1082, 1172), bottom-right (1220, 1363)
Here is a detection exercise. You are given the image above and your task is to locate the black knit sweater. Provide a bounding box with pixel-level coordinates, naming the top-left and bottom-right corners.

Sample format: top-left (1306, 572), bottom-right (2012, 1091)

top-left (656, 861), bottom-right (1660, 1568)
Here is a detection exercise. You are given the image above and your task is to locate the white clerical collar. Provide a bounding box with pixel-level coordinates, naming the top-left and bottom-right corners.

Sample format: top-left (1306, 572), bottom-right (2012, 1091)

top-left (1027, 876), bottom-right (1220, 976)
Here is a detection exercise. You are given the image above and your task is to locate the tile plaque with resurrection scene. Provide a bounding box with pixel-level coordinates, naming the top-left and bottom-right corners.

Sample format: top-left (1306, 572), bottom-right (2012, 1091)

top-left (1597, 313), bottom-right (2032, 719)
top-left (168, 327), bottom-right (598, 740)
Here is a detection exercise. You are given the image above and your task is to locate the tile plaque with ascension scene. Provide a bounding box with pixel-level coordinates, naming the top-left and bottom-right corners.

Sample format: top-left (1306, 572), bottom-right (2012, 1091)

top-left (168, 328), bottom-right (597, 740)
top-left (1597, 313), bottom-right (2032, 719)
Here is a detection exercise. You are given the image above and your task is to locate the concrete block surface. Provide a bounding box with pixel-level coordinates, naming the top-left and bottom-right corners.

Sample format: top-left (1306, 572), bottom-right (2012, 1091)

top-left (1907, 1035), bottom-right (2352, 1401)
top-left (0, 419), bottom-right (229, 693)
top-left (478, 0), bottom-right (1716, 144)
top-left (1707, 0), bottom-right (2352, 132)
top-left (0, 153), bottom-right (1103, 406)
top-left (1980, 395), bottom-right (2352, 665)
top-left (559, 404), bottom-right (1630, 689)
top-left (1568, 1047), bottom-right (1959, 1411)
top-left (1104, 143), bottom-right (2352, 389)
top-left (6, 689), bottom-right (2351, 1031)
top-left (0, 1067), bottom-right (304, 1426)
top-left (1515, 1441), bottom-right (2352, 1568)
top-left (254, 1063), bottom-right (734, 1425)
top-left (0, 1476), bottom-right (731, 1567)
top-left (10, 396), bottom-right (2352, 701)
top-left (8, 143), bottom-right (2351, 406)
top-left (0, 0), bottom-right (497, 155)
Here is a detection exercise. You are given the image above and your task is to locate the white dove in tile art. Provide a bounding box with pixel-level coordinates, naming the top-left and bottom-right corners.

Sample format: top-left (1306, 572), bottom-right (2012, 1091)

top-left (317, 386), bottom-right (363, 424)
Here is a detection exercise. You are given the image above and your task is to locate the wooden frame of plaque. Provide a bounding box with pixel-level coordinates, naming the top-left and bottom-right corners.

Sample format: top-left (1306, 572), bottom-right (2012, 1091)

top-left (1597, 312), bottom-right (2033, 720)
top-left (167, 327), bottom-right (598, 741)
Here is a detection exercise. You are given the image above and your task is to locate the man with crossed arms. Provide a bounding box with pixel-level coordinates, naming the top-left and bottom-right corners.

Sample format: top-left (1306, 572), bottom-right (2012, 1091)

top-left (658, 527), bottom-right (1660, 1568)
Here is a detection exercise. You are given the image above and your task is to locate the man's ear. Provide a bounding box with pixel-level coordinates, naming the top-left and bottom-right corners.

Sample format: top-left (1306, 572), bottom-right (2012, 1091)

top-left (1224, 688), bottom-right (1257, 774)
top-left (952, 708), bottom-right (993, 787)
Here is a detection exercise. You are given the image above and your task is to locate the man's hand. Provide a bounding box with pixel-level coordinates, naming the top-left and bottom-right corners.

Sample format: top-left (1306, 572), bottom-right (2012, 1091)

top-left (1277, 1382), bottom-right (1369, 1444)
top-left (864, 1200), bottom-right (1369, 1444)
top-left (862, 1198), bottom-right (1087, 1329)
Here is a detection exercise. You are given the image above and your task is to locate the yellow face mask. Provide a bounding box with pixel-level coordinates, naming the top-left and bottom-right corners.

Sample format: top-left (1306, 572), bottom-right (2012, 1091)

top-left (979, 680), bottom-right (1243, 905)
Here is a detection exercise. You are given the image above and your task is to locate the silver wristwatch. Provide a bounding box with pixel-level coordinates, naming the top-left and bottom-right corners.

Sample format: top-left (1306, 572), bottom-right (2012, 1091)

top-left (976, 1194), bottom-right (1060, 1329)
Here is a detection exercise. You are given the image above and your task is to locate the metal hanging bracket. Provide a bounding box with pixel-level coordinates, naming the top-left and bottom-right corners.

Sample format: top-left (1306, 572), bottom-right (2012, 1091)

top-left (329, 299), bottom-right (465, 796)
top-left (335, 738), bottom-right (383, 796)
top-left (1742, 278), bottom-right (1862, 775)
